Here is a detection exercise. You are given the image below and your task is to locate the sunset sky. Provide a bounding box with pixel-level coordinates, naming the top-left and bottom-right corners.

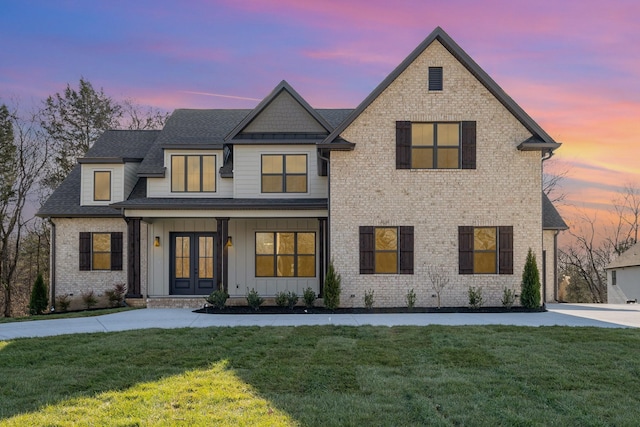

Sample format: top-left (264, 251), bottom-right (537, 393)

top-left (1, 0), bottom-right (639, 225)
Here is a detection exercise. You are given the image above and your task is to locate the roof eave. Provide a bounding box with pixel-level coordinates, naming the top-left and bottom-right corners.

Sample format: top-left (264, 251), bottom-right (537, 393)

top-left (518, 141), bottom-right (562, 152)
top-left (316, 142), bottom-right (356, 151)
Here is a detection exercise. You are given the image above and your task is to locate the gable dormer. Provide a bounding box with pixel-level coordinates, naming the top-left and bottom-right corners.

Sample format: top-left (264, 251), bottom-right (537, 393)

top-left (225, 80), bottom-right (333, 142)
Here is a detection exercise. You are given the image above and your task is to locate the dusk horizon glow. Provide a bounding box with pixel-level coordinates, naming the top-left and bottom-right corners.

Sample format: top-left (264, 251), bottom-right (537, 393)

top-left (2, 0), bottom-right (639, 232)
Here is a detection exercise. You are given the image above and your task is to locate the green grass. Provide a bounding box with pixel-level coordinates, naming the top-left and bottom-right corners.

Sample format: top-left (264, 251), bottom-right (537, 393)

top-left (0, 307), bottom-right (137, 324)
top-left (1, 326), bottom-right (639, 426)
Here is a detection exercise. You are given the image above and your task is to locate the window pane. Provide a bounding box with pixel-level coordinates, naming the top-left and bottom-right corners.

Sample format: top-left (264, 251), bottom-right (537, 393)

top-left (277, 233), bottom-right (295, 255)
top-left (298, 255), bottom-right (315, 277)
top-left (474, 228), bottom-right (496, 250)
top-left (297, 233), bottom-right (315, 255)
top-left (172, 156), bottom-right (185, 191)
top-left (187, 156), bottom-right (201, 192)
top-left (202, 156), bottom-right (216, 192)
top-left (375, 252), bottom-right (398, 274)
top-left (277, 255), bottom-right (295, 277)
top-left (412, 147), bottom-right (433, 168)
top-left (437, 148), bottom-right (459, 168)
top-left (262, 175), bottom-right (283, 192)
top-left (412, 123), bottom-right (434, 146)
top-left (437, 123), bottom-right (460, 146)
top-left (93, 253), bottom-right (111, 270)
top-left (182, 236), bottom-right (191, 256)
top-left (286, 175), bottom-right (306, 192)
top-left (256, 233), bottom-right (274, 254)
top-left (286, 155), bottom-right (307, 173)
top-left (375, 228), bottom-right (397, 251)
top-left (256, 255), bottom-right (275, 276)
top-left (199, 258), bottom-right (213, 279)
top-left (262, 155), bottom-right (283, 173)
top-left (474, 252), bottom-right (497, 274)
top-left (92, 234), bottom-right (111, 252)
top-left (181, 258), bottom-right (190, 278)
top-left (94, 172), bottom-right (111, 201)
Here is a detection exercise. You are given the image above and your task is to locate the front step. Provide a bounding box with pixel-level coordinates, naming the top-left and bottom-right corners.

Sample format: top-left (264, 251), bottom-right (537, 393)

top-left (145, 297), bottom-right (207, 309)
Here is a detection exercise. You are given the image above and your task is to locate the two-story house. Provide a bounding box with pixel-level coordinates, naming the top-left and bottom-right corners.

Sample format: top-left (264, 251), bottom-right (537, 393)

top-left (38, 27), bottom-right (567, 309)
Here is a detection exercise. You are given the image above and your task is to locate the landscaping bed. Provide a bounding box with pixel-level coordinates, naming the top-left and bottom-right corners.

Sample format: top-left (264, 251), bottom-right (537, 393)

top-left (194, 305), bottom-right (546, 315)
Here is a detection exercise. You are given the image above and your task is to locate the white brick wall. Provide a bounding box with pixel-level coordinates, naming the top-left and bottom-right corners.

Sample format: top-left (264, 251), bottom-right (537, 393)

top-left (330, 40), bottom-right (543, 308)
top-left (52, 217), bottom-right (128, 301)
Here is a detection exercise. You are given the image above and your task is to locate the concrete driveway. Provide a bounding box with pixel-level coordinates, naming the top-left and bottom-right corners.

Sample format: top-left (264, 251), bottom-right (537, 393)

top-left (0, 303), bottom-right (638, 340)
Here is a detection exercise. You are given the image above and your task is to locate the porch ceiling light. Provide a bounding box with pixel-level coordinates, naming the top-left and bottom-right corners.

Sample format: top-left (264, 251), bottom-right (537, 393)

top-left (154, 236), bottom-right (161, 247)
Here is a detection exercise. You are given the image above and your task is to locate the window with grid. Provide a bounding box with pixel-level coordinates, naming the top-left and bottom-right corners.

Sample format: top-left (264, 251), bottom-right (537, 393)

top-left (255, 232), bottom-right (315, 277)
top-left (261, 154), bottom-right (307, 193)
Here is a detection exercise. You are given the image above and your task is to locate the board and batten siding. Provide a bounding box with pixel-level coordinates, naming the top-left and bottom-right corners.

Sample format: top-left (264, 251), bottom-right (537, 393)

top-left (146, 218), bottom-right (218, 296)
top-left (146, 149), bottom-right (232, 198)
top-left (80, 164), bottom-right (124, 206)
top-left (228, 218), bottom-right (320, 297)
top-left (233, 145), bottom-right (327, 199)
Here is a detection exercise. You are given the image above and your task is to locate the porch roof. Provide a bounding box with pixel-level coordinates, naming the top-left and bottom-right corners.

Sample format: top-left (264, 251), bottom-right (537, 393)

top-left (111, 197), bottom-right (328, 211)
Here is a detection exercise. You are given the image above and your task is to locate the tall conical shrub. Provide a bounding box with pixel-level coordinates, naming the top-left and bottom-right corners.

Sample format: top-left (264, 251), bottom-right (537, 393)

top-left (29, 273), bottom-right (48, 315)
top-left (323, 261), bottom-right (341, 310)
top-left (520, 248), bottom-right (541, 308)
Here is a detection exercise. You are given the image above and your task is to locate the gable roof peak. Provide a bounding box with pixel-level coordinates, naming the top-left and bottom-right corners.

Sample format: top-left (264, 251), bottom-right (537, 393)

top-left (322, 26), bottom-right (559, 151)
top-left (224, 80), bottom-right (333, 141)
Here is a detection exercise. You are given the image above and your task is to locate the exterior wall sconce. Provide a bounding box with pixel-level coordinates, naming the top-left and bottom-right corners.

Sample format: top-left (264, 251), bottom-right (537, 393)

top-left (225, 236), bottom-right (233, 247)
top-left (154, 236), bottom-right (161, 247)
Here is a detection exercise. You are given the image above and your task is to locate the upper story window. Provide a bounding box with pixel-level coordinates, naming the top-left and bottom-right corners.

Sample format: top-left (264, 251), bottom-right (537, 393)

top-left (612, 270), bottom-right (617, 286)
top-left (93, 171), bottom-right (111, 201)
top-left (412, 123), bottom-right (460, 169)
top-left (261, 154), bottom-right (307, 193)
top-left (459, 226), bottom-right (513, 275)
top-left (171, 155), bottom-right (216, 192)
top-left (396, 121), bottom-right (476, 170)
top-left (428, 67), bottom-right (443, 91)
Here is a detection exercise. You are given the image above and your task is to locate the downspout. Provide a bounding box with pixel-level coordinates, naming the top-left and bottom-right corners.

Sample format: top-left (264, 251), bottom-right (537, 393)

top-left (540, 149), bottom-right (554, 309)
top-left (318, 150), bottom-right (331, 297)
top-left (553, 230), bottom-right (559, 301)
top-left (48, 219), bottom-right (56, 312)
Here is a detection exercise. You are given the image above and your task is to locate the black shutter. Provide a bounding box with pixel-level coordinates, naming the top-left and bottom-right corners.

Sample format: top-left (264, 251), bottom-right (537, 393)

top-left (79, 232), bottom-right (91, 271)
top-left (396, 121), bottom-right (411, 169)
top-left (111, 232), bottom-right (123, 271)
top-left (498, 226), bottom-right (513, 275)
top-left (458, 226), bottom-right (474, 274)
top-left (461, 121), bottom-right (476, 169)
top-left (359, 226), bottom-right (375, 274)
top-left (399, 226), bottom-right (414, 274)
top-left (428, 67), bottom-right (443, 91)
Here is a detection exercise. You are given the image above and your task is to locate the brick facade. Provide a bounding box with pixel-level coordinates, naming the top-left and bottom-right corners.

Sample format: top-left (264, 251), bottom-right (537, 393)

top-left (330, 40), bottom-right (543, 308)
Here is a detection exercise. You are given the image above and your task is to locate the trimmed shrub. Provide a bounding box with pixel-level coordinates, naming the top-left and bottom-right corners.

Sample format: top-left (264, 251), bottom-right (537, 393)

top-left (303, 287), bottom-right (316, 308)
top-left (206, 289), bottom-right (229, 309)
top-left (521, 248), bottom-right (541, 308)
top-left (468, 286), bottom-right (484, 309)
top-left (246, 288), bottom-right (264, 311)
top-left (105, 283), bottom-right (126, 308)
top-left (286, 291), bottom-right (298, 310)
top-left (406, 288), bottom-right (417, 309)
top-left (29, 273), bottom-right (48, 315)
top-left (81, 289), bottom-right (98, 310)
top-left (502, 287), bottom-right (516, 309)
top-left (274, 291), bottom-right (288, 307)
top-left (323, 261), bottom-right (341, 310)
top-left (55, 294), bottom-right (71, 312)
top-left (364, 289), bottom-right (375, 309)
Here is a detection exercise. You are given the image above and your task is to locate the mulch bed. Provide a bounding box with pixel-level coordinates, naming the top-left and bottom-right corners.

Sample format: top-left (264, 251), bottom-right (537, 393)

top-left (194, 305), bottom-right (546, 315)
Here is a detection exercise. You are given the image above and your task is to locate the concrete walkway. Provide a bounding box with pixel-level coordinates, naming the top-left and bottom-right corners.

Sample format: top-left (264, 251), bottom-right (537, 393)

top-left (0, 303), bottom-right (638, 340)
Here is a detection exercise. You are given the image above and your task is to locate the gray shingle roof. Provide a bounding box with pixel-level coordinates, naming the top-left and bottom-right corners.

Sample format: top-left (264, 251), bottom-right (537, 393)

top-left (606, 242), bottom-right (640, 269)
top-left (112, 197), bottom-right (327, 210)
top-left (542, 193), bottom-right (568, 230)
top-left (37, 131), bottom-right (159, 218)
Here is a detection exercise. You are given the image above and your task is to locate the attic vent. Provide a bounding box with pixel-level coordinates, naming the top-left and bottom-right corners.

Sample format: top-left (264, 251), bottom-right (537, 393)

top-left (429, 67), bottom-right (443, 91)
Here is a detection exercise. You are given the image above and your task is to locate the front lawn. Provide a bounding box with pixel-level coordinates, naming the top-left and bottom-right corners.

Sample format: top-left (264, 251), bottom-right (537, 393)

top-left (1, 326), bottom-right (639, 426)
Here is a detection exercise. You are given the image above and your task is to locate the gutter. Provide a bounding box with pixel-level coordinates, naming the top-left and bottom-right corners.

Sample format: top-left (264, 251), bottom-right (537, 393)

top-left (49, 219), bottom-right (56, 312)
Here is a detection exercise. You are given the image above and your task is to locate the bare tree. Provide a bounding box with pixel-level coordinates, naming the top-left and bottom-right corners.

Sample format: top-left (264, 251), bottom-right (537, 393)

top-left (120, 98), bottom-right (169, 130)
top-left (543, 159), bottom-right (571, 204)
top-left (427, 265), bottom-right (450, 308)
top-left (559, 210), bottom-right (610, 303)
top-left (608, 183), bottom-right (640, 255)
top-left (0, 103), bottom-right (50, 316)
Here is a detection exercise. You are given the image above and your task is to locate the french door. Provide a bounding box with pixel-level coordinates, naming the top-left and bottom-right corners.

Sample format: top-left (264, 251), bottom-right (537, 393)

top-left (170, 232), bottom-right (216, 295)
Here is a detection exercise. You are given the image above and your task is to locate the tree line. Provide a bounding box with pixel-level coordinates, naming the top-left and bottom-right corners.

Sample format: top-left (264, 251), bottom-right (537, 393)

top-left (0, 78), bottom-right (168, 317)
